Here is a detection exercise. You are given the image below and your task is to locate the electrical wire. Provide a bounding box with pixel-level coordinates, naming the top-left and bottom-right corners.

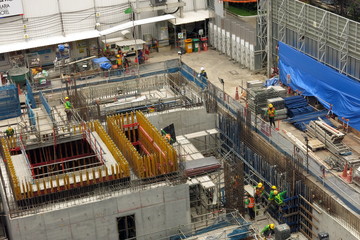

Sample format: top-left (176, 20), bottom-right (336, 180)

top-left (163, 7), bottom-right (180, 15)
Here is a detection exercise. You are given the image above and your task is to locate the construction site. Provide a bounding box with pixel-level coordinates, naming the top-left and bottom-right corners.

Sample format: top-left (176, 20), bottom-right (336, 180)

top-left (0, 0), bottom-right (359, 240)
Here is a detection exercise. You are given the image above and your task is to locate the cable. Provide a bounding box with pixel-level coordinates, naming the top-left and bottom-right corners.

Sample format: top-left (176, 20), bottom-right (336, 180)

top-left (163, 7), bottom-right (180, 15)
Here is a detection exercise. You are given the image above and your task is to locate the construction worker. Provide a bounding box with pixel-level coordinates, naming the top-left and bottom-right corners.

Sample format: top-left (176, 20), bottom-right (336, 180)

top-left (274, 190), bottom-right (287, 205)
top-left (116, 54), bottom-right (122, 67)
top-left (4, 126), bottom-right (14, 137)
top-left (244, 192), bottom-right (256, 220)
top-left (64, 96), bottom-right (73, 121)
top-left (123, 54), bottom-right (129, 69)
top-left (261, 223), bottom-right (275, 238)
top-left (268, 186), bottom-right (278, 201)
top-left (266, 104), bottom-right (276, 128)
top-left (255, 182), bottom-right (265, 205)
top-left (198, 67), bottom-right (207, 79)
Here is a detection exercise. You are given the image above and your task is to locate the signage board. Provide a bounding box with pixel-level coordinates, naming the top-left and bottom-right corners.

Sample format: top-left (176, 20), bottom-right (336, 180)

top-left (0, 0), bottom-right (24, 18)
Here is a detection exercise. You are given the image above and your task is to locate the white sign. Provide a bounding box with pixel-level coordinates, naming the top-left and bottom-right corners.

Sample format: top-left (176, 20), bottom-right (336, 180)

top-left (0, 0), bottom-right (24, 18)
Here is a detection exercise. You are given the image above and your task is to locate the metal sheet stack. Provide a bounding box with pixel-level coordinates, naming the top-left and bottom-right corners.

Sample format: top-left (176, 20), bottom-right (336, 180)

top-left (247, 86), bottom-right (287, 114)
top-left (284, 96), bottom-right (313, 118)
top-left (246, 80), bottom-right (263, 89)
top-left (247, 85), bottom-right (286, 115)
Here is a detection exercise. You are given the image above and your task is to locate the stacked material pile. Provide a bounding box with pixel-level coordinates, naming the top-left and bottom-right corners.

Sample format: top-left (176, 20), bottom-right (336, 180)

top-left (284, 96), bottom-right (332, 131)
top-left (267, 97), bottom-right (287, 120)
top-left (248, 88), bottom-right (281, 113)
top-left (307, 119), bottom-right (352, 156)
top-left (284, 96), bottom-right (313, 118)
top-left (268, 86), bottom-right (287, 97)
top-left (247, 80), bottom-right (263, 88)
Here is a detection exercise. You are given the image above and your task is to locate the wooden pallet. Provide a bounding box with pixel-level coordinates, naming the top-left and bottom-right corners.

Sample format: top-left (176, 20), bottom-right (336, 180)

top-left (308, 139), bottom-right (325, 151)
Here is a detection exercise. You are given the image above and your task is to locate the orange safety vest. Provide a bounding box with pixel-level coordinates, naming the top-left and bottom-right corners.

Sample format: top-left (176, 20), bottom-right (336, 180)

top-left (267, 108), bottom-right (276, 117)
top-left (255, 186), bottom-right (264, 196)
top-left (247, 197), bottom-right (255, 208)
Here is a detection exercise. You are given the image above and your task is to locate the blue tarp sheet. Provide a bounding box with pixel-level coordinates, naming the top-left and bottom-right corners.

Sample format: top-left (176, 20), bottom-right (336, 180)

top-left (92, 57), bottom-right (110, 65)
top-left (264, 77), bottom-right (279, 87)
top-left (278, 42), bottom-right (360, 131)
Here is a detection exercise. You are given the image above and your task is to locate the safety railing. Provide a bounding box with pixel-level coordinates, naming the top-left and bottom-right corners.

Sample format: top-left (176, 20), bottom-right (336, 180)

top-left (26, 80), bottom-right (37, 108)
top-left (83, 128), bottom-right (105, 164)
top-left (209, 79), bottom-right (360, 211)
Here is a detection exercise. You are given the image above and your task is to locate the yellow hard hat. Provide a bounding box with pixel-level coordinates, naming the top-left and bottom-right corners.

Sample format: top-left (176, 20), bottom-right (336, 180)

top-left (273, 190), bottom-right (278, 195)
top-left (271, 185), bottom-right (277, 190)
top-left (268, 104), bottom-right (273, 108)
top-left (65, 97), bottom-right (69, 100)
top-left (270, 224), bottom-right (275, 229)
top-left (257, 183), bottom-right (263, 188)
top-left (116, 54), bottom-right (120, 58)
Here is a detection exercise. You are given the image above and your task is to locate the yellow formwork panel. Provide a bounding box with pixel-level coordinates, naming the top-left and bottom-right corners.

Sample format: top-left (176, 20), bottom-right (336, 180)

top-left (1, 138), bottom-right (22, 200)
top-left (107, 116), bottom-right (145, 178)
top-left (107, 112), bottom-right (178, 178)
top-left (91, 120), bottom-right (130, 178)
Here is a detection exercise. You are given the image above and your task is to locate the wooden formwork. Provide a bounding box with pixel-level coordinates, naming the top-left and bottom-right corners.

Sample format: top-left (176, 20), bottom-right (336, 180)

top-left (107, 111), bottom-right (178, 179)
top-left (0, 121), bottom-right (130, 201)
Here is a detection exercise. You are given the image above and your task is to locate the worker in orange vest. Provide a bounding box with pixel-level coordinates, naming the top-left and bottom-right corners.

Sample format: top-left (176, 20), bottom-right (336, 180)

top-left (244, 192), bottom-right (255, 220)
top-left (267, 104), bottom-right (276, 128)
top-left (254, 182), bottom-right (265, 206)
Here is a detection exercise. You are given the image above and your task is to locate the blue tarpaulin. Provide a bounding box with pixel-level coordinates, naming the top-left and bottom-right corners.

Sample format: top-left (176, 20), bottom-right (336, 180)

top-left (264, 76), bottom-right (279, 87)
top-left (278, 42), bottom-right (360, 131)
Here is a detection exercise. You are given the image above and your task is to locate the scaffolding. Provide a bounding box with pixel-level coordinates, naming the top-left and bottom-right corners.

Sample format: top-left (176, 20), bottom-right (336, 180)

top-left (270, 0), bottom-right (360, 81)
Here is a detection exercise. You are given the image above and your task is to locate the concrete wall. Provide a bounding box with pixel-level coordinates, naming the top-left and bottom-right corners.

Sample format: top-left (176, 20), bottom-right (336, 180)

top-left (7, 184), bottom-right (190, 240)
top-left (313, 205), bottom-right (360, 240)
top-left (146, 107), bottom-right (217, 136)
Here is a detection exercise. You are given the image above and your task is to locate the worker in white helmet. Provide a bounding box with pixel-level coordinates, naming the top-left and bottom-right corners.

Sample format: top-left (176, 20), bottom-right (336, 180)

top-left (198, 67), bottom-right (207, 79)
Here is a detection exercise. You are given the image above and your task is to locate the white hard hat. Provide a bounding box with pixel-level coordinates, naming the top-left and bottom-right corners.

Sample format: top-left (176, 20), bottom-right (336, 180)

top-left (200, 67), bottom-right (205, 71)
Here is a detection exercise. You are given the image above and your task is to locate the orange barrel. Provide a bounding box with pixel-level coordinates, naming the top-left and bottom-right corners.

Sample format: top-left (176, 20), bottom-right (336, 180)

top-left (184, 39), bottom-right (193, 53)
top-left (201, 37), bottom-right (208, 51)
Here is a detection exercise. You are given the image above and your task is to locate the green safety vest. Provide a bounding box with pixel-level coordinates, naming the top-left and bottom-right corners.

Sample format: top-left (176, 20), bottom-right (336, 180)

top-left (64, 101), bottom-right (72, 109)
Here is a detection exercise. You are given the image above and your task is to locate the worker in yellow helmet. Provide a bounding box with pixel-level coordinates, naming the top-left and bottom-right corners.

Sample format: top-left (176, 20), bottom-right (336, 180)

top-left (116, 54), bottom-right (122, 67)
top-left (254, 182), bottom-right (265, 206)
top-left (4, 126), bottom-right (14, 137)
top-left (268, 189), bottom-right (278, 201)
top-left (266, 103), bottom-right (276, 128)
top-left (64, 96), bottom-right (73, 121)
top-left (261, 223), bottom-right (275, 238)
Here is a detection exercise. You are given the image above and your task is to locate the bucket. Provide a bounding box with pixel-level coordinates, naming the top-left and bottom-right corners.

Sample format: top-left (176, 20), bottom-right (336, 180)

top-left (193, 38), bottom-right (200, 52)
top-left (184, 39), bottom-right (193, 53)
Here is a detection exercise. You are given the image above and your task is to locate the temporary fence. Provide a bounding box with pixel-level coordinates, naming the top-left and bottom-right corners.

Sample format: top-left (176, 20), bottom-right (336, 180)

top-left (0, 84), bottom-right (21, 120)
